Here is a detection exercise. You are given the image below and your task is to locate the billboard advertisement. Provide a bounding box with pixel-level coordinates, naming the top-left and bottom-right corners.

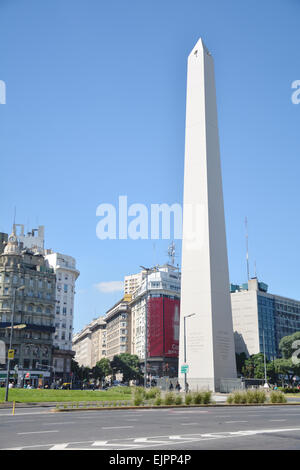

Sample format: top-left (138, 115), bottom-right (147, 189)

top-left (147, 296), bottom-right (180, 358)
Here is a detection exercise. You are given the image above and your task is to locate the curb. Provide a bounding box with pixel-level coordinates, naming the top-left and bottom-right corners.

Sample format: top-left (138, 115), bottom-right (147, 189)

top-left (51, 402), bottom-right (300, 412)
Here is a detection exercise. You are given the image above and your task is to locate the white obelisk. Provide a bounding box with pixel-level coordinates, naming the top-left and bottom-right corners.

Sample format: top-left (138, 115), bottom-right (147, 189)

top-left (179, 38), bottom-right (237, 392)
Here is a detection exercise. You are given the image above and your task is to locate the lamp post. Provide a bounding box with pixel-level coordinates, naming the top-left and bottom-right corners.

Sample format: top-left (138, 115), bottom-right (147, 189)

top-left (183, 313), bottom-right (196, 393)
top-left (5, 285), bottom-right (25, 402)
top-left (262, 330), bottom-right (268, 388)
top-left (140, 266), bottom-right (152, 389)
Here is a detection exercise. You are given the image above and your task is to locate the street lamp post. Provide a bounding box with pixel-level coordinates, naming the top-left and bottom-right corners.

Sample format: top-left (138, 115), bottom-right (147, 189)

top-left (183, 313), bottom-right (196, 393)
top-left (5, 285), bottom-right (25, 402)
top-left (263, 330), bottom-right (268, 388)
top-left (140, 266), bottom-right (152, 389)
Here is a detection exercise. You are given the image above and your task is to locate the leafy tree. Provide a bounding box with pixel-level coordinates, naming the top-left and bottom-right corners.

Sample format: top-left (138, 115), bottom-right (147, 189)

top-left (94, 357), bottom-right (112, 382)
top-left (279, 332), bottom-right (300, 361)
top-left (111, 353), bottom-right (142, 382)
top-left (235, 352), bottom-right (248, 375)
top-left (273, 358), bottom-right (295, 386)
top-left (242, 353), bottom-right (268, 380)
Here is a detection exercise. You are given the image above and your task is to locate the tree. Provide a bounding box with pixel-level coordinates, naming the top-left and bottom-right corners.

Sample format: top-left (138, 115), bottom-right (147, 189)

top-left (273, 358), bottom-right (295, 386)
top-left (94, 358), bottom-right (112, 382)
top-left (242, 353), bottom-right (269, 380)
top-left (235, 352), bottom-right (248, 375)
top-left (279, 332), bottom-right (300, 362)
top-left (111, 353), bottom-right (142, 383)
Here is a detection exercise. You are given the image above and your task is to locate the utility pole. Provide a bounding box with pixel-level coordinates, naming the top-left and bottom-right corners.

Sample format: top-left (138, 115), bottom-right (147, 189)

top-left (263, 330), bottom-right (268, 387)
top-left (140, 266), bottom-right (152, 389)
top-left (183, 313), bottom-right (195, 393)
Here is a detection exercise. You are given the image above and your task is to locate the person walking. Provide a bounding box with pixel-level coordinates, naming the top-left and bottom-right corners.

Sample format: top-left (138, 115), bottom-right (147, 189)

top-left (175, 381), bottom-right (181, 392)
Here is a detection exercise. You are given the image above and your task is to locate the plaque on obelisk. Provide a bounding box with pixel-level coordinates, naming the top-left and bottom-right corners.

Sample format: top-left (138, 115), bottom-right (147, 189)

top-left (179, 39), bottom-right (237, 392)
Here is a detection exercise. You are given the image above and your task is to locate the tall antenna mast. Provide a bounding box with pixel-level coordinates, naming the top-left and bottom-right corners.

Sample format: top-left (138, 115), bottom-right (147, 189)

top-left (168, 241), bottom-right (176, 265)
top-left (245, 217), bottom-right (250, 281)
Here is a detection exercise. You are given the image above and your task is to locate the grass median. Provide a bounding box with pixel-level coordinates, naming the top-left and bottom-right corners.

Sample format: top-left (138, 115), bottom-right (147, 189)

top-left (0, 386), bottom-right (132, 404)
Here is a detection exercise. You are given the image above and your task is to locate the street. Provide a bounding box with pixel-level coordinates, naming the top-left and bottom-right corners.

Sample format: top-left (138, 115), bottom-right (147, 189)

top-left (1, 405), bottom-right (300, 450)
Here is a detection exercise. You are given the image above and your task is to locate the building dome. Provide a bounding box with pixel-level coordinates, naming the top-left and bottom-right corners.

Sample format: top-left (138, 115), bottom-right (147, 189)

top-left (3, 230), bottom-right (21, 255)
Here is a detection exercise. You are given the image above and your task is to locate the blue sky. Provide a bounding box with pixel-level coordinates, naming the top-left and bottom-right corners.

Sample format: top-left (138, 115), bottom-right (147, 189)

top-left (0, 0), bottom-right (299, 333)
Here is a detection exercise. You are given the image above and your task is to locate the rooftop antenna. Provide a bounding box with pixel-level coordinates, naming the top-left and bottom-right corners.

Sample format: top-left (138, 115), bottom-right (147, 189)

top-left (245, 217), bottom-right (250, 281)
top-left (167, 241), bottom-right (176, 265)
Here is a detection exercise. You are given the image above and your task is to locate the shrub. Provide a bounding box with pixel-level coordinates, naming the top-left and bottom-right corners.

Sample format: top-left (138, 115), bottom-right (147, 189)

top-left (226, 394), bottom-right (234, 404)
top-left (269, 391), bottom-right (287, 403)
top-left (175, 394), bottom-right (182, 405)
top-left (133, 395), bottom-right (144, 406)
top-left (192, 392), bottom-right (202, 404)
top-left (164, 392), bottom-right (176, 405)
top-left (226, 389), bottom-right (266, 404)
top-left (185, 393), bottom-right (193, 405)
top-left (154, 396), bottom-right (162, 406)
top-left (202, 391), bottom-right (212, 404)
top-left (146, 388), bottom-right (161, 400)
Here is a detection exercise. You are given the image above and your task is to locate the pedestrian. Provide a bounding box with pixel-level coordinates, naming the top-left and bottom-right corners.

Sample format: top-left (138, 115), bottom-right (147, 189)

top-left (185, 382), bottom-right (189, 393)
top-left (175, 381), bottom-right (181, 392)
top-left (169, 382), bottom-right (174, 391)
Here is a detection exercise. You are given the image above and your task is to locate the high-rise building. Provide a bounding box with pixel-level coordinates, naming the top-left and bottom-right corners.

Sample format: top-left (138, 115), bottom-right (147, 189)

top-left (124, 271), bottom-right (146, 295)
top-left (13, 224), bottom-right (80, 382)
top-left (104, 299), bottom-right (131, 361)
top-left (44, 251), bottom-right (79, 351)
top-left (231, 278), bottom-right (300, 360)
top-left (179, 38), bottom-right (237, 392)
top-left (130, 264), bottom-right (181, 378)
top-left (72, 317), bottom-right (106, 368)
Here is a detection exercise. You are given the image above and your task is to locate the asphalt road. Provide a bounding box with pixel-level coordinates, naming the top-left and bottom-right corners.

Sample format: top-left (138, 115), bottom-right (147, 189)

top-left (1, 405), bottom-right (300, 450)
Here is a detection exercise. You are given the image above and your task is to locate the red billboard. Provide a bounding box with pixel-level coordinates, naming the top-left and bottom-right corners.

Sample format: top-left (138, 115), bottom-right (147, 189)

top-left (147, 296), bottom-right (180, 358)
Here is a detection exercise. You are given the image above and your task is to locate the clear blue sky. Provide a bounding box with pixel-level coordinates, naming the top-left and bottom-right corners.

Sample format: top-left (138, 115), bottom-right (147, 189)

top-left (0, 0), bottom-right (299, 333)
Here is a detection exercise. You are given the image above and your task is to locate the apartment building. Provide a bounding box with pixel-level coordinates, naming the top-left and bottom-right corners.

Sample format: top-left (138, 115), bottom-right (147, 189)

top-left (231, 278), bottom-right (300, 360)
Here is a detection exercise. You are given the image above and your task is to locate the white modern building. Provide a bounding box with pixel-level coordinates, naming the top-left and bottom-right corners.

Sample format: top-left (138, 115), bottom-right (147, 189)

top-left (179, 38), bottom-right (237, 392)
top-left (231, 278), bottom-right (300, 361)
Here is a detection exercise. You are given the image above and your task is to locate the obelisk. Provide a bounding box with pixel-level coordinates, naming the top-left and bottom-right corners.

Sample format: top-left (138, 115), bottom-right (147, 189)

top-left (179, 38), bottom-right (237, 392)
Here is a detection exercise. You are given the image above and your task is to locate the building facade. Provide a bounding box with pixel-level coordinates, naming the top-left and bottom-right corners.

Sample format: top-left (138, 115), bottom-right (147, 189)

top-left (12, 224), bottom-right (80, 383)
top-left (124, 271), bottom-right (146, 295)
top-left (72, 317), bottom-right (106, 368)
top-left (104, 299), bottom-right (131, 361)
top-left (130, 264), bottom-right (181, 378)
top-left (44, 250), bottom-right (79, 352)
top-left (231, 278), bottom-right (300, 360)
top-left (0, 230), bottom-right (56, 386)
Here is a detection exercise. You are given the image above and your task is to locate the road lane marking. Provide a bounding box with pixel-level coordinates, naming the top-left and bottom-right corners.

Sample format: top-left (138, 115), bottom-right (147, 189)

top-left (102, 426), bottom-right (133, 429)
top-left (49, 444), bottom-right (69, 450)
top-left (181, 423), bottom-right (198, 425)
top-left (225, 421), bottom-right (248, 423)
top-left (17, 430), bottom-right (59, 435)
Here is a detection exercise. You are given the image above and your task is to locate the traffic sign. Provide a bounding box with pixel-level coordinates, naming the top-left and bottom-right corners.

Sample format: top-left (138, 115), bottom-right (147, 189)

top-left (8, 349), bottom-right (14, 359)
top-left (181, 364), bottom-right (189, 374)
